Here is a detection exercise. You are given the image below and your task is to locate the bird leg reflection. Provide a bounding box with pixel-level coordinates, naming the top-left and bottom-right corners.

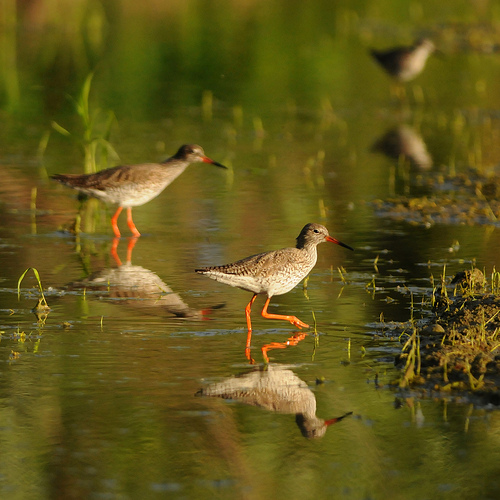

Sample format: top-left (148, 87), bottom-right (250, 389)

top-left (110, 236), bottom-right (139, 267)
top-left (245, 293), bottom-right (258, 364)
top-left (110, 237), bottom-right (121, 265)
top-left (261, 332), bottom-right (308, 363)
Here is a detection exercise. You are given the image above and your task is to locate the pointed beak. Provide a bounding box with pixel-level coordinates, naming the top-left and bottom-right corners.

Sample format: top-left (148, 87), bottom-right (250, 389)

top-left (324, 417), bottom-right (341, 427)
top-left (202, 156), bottom-right (228, 169)
top-left (326, 235), bottom-right (354, 251)
top-left (324, 411), bottom-right (353, 426)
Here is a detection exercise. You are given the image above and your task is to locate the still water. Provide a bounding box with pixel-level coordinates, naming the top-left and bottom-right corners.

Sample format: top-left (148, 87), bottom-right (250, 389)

top-left (2, 1), bottom-right (500, 499)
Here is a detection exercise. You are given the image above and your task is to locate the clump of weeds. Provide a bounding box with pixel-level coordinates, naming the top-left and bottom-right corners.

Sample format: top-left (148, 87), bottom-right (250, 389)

top-left (393, 266), bottom-right (500, 400)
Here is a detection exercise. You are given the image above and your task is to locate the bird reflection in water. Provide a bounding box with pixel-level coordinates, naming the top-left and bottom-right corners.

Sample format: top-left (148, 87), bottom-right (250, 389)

top-left (66, 237), bottom-right (219, 319)
top-left (372, 124), bottom-right (433, 171)
top-left (197, 364), bottom-right (352, 439)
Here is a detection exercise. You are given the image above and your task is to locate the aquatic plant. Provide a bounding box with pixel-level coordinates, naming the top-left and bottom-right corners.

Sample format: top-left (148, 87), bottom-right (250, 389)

top-left (399, 326), bottom-right (421, 388)
top-left (396, 268), bottom-right (500, 393)
top-left (18, 267), bottom-right (47, 304)
top-left (50, 73), bottom-right (120, 235)
top-left (17, 267), bottom-right (50, 325)
top-left (399, 293), bottom-right (422, 388)
top-left (52, 72), bottom-right (118, 174)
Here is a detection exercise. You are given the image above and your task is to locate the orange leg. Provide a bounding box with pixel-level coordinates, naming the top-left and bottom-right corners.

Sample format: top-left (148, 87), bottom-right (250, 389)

top-left (111, 206), bottom-right (123, 238)
top-left (261, 297), bottom-right (309, 329)
top-left (126, 207), bottom-right (141, 237)
top-left (245, 294), bottom-right (258, 363)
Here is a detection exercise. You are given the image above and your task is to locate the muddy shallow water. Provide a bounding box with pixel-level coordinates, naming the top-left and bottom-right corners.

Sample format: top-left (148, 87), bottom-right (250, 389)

top-left (3, 2), bottom-right (500, 499)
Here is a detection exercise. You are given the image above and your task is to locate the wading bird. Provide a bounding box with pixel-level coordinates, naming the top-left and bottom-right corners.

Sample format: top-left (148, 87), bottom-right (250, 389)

top-left (51, 144), bottom-right (226, 237)
top-left (196, 223), bottom-right (353, 361)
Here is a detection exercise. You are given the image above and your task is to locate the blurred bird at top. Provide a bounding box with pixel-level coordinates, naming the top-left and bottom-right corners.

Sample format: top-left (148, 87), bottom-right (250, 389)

top-left (370, 38), bottom-right (436, 82)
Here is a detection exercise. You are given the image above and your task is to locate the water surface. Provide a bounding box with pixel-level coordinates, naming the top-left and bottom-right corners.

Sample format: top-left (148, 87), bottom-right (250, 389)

top-left (2, 1), bottom-right (500, 498)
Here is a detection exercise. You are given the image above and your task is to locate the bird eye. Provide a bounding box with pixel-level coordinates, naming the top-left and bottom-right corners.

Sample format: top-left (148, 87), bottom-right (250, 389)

top-left (313, 229), bottom-right (319, 233)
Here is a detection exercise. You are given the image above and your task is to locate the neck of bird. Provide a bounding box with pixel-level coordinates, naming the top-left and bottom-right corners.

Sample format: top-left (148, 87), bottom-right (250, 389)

top-left (160, 160), bottom-right (190, 172)
top-left (296, 242), bottom-right (318, 263)
top-left (416, 44), bottom-right (432, 58)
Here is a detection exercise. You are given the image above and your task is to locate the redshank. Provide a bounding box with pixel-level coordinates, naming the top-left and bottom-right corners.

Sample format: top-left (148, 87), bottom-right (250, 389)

top-left (371, 38), bottom-right (436, 82)
top-left (195, 223), bottom-right (353, 360)
top-left (51, 144), bottom-right (226, 237)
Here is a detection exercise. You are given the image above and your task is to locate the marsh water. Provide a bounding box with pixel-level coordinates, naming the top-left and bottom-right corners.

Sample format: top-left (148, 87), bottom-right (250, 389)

top-left (2, 1), bottom-right (500, 499)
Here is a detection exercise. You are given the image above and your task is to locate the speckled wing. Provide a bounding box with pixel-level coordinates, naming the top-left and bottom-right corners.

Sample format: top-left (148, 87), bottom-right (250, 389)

top-left (52, 164), bottom-right (156, 190)
top-left (196, 247), bottom-right (316, 296)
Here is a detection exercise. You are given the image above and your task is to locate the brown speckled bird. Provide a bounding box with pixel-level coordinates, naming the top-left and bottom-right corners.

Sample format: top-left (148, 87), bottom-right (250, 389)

top-left (51, 144), bottom-right (226, 237)
top-left (196, 223), bottom-right (353, 360)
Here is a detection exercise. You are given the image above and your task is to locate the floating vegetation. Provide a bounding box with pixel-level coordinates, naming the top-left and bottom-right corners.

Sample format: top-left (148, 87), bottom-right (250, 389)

top-left (372, 169), bottom-right (500, 227)
top-left (373, 195), bottom-right (500, 227)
